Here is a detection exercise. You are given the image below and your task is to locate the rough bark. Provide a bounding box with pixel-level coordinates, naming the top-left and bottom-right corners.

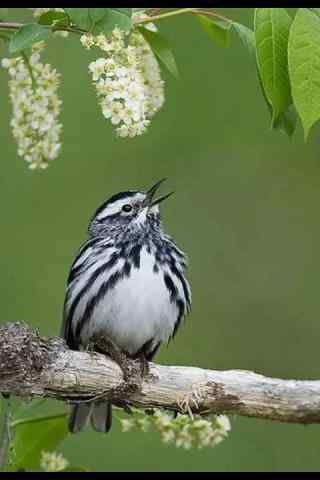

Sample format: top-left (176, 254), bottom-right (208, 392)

top-left (1, 322), bottom-right (320, 424)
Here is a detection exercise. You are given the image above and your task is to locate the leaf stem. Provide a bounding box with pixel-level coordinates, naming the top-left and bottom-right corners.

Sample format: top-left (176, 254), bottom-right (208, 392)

top-left (21, 51), bottom-right (36, 91)
top-left (134, 8), bottom-right (233, 25)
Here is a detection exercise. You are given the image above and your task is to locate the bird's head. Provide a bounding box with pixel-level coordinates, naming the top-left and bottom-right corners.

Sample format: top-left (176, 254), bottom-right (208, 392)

top-left (88, 178), bottom-right (174, 238)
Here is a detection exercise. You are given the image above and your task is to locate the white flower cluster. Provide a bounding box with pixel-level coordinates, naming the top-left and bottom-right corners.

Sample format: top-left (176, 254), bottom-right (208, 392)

top-left (81, 25), bottom-right (165, 138)
top-left (2, 42), bottom-right (62, 170)
top-left (40, 450), bottom-right (69, 472)
top-left (120, 409), bottom-right (231, 450)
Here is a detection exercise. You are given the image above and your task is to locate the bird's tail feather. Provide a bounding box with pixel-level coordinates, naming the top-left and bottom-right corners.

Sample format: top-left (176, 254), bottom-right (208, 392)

top-left (69, 401), bottom-right (112, 433)
top-left (91, 401), bottom-right (112, 433)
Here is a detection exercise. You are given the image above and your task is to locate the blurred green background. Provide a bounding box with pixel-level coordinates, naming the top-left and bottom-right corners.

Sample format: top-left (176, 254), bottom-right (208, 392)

top-left (1, 7), bottom-right (320, 472)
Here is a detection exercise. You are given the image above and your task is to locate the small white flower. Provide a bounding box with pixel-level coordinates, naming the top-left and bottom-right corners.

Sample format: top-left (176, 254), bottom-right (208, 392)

top-left (216, 414), bottom-right (231, 433)
top-left (40, 451), bottom-right (69, 472)
top-left (1, 58), bottom-right (12, 69)
top-left (80, 33), bottom-right (95, 50)
top-left (120, 418), bottom-right (135, 432)
top-left (161, 429), bottom-right (176, 444)
top-left (89, 58), bottom-right (108, 81)
top-left (117, 124), bottom-right (129, 137)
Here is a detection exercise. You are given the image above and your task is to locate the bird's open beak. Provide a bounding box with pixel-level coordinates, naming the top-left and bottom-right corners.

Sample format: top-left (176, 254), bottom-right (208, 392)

top-left (144, 178), bottom-right (174, 208)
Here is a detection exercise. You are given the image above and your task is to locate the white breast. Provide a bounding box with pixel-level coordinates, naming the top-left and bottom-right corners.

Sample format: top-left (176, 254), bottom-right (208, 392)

top-left (83, 246), bottom-right (178, 356)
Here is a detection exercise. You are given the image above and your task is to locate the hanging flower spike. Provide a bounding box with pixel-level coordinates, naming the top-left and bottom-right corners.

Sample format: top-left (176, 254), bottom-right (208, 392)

top-left (2, 42), bottom-right (62, 170)
top-left (81, 23), bottom-right (165, 139)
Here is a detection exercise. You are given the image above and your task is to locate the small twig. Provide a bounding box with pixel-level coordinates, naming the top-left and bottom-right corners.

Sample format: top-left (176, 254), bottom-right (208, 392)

top-left (0, 21), bottom-right (85, 36)
top-left (133, 8), bottom-right (233, 25)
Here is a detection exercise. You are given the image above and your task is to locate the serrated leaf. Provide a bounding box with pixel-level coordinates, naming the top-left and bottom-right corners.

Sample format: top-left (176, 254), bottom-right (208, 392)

top-left (197, 15), bottom-right (231, 48)
top-left (91, 9), bottom-right (132, 35)
top-left (65, 8), bottom-right (91, 31)
top-left (232, 22), bottom-right (256, 57)
top-left (11, 414), bottom-right (68, 471)
top-left (9, 24), bottom-right (50, 54)
top-left (138, 26), bottom-right (179, 79)
top-left (288, 8), bottom-right (320, 140)
top-left (255, 8), bottom-right (292, 125)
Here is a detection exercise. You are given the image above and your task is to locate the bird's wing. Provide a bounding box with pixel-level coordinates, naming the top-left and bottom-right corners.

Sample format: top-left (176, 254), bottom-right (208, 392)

top-left (61, 236), bottom-right (115, 349)
top-left (61, 237), bottom-right (99, 348)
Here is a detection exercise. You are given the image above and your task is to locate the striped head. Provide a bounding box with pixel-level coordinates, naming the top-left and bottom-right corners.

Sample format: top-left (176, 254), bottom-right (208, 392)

top-left (88, 179), bottom-right (174, 238)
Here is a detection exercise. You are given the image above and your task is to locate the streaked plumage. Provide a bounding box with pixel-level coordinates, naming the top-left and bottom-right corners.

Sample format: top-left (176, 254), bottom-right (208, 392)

top-left (61, 180), bottom-right (191, 433)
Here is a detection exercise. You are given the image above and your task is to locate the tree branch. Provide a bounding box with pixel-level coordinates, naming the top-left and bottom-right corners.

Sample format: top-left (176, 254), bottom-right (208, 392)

top-left (0, 9), bottom-right (232, 36)
top-left (0, 22), bottom-right (85, 36)
top-left (1, 322), bottom-right (320, 424)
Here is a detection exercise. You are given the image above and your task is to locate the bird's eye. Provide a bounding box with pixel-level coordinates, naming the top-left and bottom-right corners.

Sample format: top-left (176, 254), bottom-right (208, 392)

top-left (122, 204), bottom-right (133, 213)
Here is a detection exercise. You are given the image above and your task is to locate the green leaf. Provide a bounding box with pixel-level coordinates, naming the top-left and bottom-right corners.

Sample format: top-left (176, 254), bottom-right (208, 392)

top-left (91, 9), bottom-right (132, 35)
top-left (309, 8), bottom-right (320, 17)
top-left (257, 65), bottom-right (297, 137)
top-left (65, 8), bottom-right (91, 31)
top-left (0, 32), bottom-right (11, 43)
top-left (273, 107), bottom-right (298, 137)
top-left (89, 8), bottom-right (108, 24)
top-left (38, 11), bottom-right (70, 28)
top-left (9, 24), bottom-right (50, 54)
top-left (65, 8), bottom-right (132, 34)
top-left (138, 27), bottom-right (179, 79)
top-left (232, 22), bottom-right (256, 57)
top-left (254, 8), bottom-right (292, 125)
top-left (288, 8), bottom-right (320, 140)
top-left (11, 414), bottom-right (68, 471)
top-left (197, 15), bottom-right (231, 48)
top-left (113, 8), bottom-right (132, 18)
top-left (12, 399), bottom-right (48, 423)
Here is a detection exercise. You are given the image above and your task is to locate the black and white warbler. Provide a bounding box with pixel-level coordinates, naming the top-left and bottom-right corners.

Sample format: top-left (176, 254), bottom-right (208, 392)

top-left (61, 179), bottom-right (191, 433)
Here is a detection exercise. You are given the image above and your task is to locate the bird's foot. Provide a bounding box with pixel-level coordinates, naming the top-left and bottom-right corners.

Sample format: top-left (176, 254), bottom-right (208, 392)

top-left (137, 354), bottom-right (150, 378)
top-left (88, 334), bottom-right (133, 384)
top-left (88, 335), bottom-right (150, 384)
top-left (87, 336), bottom-right (152, 415)
top-left (88, 336), bottom-right (141, 414)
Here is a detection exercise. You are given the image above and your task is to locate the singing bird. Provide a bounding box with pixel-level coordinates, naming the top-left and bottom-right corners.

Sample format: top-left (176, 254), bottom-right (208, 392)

top-left (61, 179), bottom-right (191, 433)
